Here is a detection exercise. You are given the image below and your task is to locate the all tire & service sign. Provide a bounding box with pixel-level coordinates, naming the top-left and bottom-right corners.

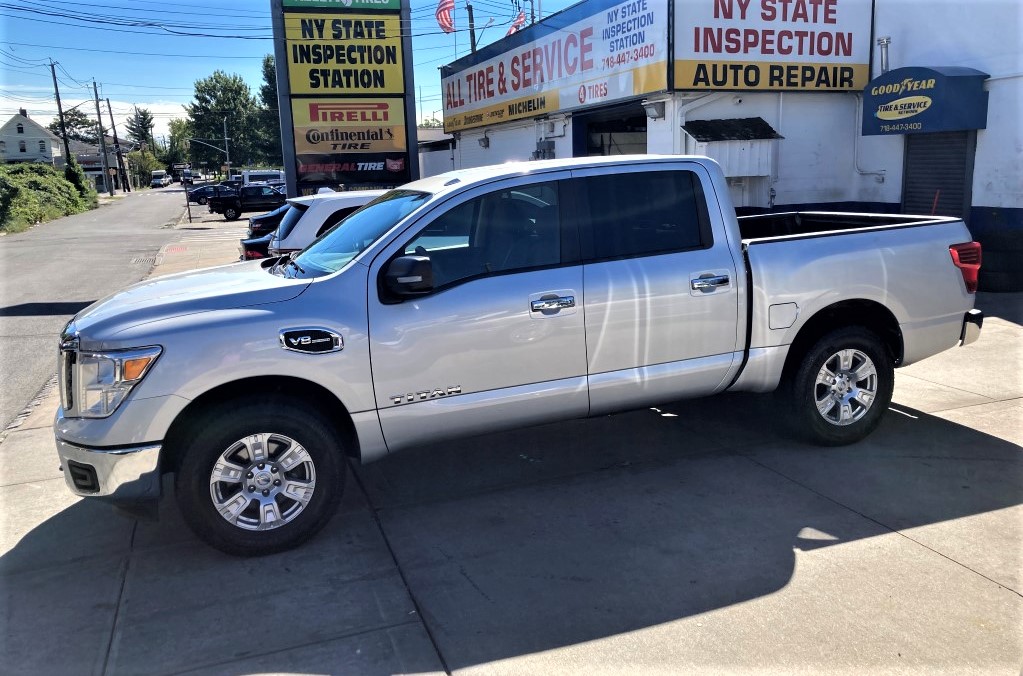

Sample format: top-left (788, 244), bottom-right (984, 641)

top-left (273, 0), bottom-right (417, 192)
top-left (441, 0), bottom-right (669, 133)
top-left (673, 0), bottom-right (872, 91)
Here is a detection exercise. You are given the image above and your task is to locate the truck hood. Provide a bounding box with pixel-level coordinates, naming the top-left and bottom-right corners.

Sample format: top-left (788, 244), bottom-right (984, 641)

top-left (71, 261), bottom-right (310, 344)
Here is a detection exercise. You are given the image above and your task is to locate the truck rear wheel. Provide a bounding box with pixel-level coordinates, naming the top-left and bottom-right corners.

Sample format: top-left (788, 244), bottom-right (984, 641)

top-left (786, 327), bottom-right (894, 446)
top-left (224, 206), bottom-right (240, 221)
top-left (174, 398), bottom-right (345, 556)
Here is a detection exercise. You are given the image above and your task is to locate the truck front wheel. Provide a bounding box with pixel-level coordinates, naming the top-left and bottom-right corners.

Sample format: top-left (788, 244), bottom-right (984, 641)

top-left (174, 398), bottom-right (345, 556)
top-left (786, 327), bottom-right (894, 446)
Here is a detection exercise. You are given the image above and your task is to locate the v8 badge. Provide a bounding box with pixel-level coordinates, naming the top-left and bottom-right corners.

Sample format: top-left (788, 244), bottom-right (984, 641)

top-left (279, 328), bottom-right (343, 354)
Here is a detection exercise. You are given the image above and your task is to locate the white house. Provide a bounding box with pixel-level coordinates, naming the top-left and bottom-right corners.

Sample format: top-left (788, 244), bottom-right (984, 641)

top-left (0, 109), bottom-right (63, 167)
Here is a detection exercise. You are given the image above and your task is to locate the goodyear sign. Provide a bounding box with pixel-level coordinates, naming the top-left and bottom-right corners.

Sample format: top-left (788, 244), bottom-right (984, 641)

top-left (441, 0), bottom-right (669, 132)
top-left (285, 13), bottom-right (404, 95)
top-left (673, 0), bottom-right (872, 90)
top-left (862, 66), bottom-right (989, 136)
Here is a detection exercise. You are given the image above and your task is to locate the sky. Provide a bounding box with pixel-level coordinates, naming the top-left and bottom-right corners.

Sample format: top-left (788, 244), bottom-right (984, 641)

top-left (0, 0), bottom-right (576, 143)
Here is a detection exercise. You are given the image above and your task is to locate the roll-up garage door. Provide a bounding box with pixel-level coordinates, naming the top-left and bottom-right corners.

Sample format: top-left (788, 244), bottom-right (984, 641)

top-left (901, 131), bottom-right (975, 218)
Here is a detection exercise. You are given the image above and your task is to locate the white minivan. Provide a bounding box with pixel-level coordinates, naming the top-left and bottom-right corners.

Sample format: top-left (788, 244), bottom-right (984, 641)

top-left (268, 190), bottom-right (386, 256)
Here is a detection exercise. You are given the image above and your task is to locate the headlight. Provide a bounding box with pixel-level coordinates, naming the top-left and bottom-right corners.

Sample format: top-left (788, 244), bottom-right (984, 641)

top-left (67, 346), bottom-right (162, 418)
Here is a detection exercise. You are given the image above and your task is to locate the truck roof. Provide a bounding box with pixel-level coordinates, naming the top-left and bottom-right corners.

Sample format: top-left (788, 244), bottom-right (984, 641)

top-left (405, 155), bottom-right (716, 197)
top-left (286, 189), bottom-right (387, 208)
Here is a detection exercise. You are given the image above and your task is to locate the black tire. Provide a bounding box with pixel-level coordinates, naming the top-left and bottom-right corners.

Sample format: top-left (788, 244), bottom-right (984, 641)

top-left (783, 327), bottom-right (894, 446)
top-left (174, 397), bottom-right (345, 556)
top-left (224, 206), bottom-right (240, 221)
top-left (198, 196), bottom-right (207, 205)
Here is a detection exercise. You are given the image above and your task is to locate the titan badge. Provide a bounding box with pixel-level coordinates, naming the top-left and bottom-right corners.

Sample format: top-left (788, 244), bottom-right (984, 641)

top-left (389, 386), bottom-right (462, 405)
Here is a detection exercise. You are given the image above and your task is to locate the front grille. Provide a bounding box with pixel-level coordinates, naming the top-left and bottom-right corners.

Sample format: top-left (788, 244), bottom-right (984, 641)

top-left (67, 460), bottom-right (99, 493)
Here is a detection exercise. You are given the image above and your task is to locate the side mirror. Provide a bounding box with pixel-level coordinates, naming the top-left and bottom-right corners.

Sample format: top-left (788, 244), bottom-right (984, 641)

top-left (384, 255), bottom-right (433, 297)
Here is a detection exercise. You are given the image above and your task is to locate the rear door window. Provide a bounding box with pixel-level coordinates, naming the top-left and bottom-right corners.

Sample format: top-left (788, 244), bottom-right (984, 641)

top-left (575, 170), bottom-right (711, 260)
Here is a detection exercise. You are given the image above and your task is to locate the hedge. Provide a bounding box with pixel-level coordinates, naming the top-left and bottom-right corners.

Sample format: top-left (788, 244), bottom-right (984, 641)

top-left (0, 163), bottom-right (95, 233)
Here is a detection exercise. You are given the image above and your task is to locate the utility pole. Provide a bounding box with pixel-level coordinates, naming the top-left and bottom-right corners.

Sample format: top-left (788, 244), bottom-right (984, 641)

top-left (48, 61), bottom-right (72, 171)
top-left (223, 117), bottom-right (231, 177)
top-left (106, 98), bottom-right (130, 192)
top-left (466, 1), bottom-right (478, 53)
top-left (92, 80), bottom-right (114, 196)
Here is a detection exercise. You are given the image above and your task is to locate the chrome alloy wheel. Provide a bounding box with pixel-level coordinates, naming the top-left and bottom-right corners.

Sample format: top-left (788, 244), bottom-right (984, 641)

top-left (814, 349), bottom-right (878, 426)
top-left (208, 433), bottom-right (317, 531)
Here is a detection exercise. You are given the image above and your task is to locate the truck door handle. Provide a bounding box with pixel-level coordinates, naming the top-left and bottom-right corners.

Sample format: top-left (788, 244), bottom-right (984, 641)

top-left (531, 296), bottom-right (575, 312)
top-left (691, 275), bottom-right (730, 291)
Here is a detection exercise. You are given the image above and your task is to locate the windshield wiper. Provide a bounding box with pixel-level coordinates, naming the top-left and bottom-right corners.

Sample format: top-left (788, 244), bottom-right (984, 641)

top-left (286, 253), bottom-right (305, 275)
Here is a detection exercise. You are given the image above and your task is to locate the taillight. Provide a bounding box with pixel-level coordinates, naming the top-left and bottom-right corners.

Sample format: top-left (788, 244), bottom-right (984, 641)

top-left (949, 241), bottom-right (982, 294)
top-left (244, 251), bottom-right (265, 260)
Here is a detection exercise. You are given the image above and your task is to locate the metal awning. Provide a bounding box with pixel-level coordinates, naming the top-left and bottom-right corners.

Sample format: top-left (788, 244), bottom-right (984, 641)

top-left (682, 117), bottom-right (784, 142)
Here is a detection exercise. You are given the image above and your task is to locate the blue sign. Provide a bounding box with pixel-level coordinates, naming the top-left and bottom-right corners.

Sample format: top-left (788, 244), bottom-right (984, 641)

top-left (862, 66), bottom-right (988, 136)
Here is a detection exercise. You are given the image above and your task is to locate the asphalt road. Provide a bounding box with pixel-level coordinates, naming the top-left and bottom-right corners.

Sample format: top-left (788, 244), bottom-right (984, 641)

top-left (0, 188), bottom-right (188, 430)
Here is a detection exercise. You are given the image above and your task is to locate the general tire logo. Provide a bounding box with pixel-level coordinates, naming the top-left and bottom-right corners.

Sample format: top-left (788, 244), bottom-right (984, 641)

top-left (279, 328), bottom-right (343, 354)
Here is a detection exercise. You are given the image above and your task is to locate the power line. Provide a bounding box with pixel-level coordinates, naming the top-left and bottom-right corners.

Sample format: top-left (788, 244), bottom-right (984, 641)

top-left (4, 41), bottom-right (267, 59)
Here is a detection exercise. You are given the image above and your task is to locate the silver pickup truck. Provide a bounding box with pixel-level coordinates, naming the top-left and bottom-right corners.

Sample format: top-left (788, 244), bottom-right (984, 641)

top-left (55, 156), bottom-right (983, 555)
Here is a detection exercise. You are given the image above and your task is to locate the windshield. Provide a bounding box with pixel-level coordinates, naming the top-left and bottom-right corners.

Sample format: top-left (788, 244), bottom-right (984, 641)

top-left (276, 203), bottom-right (309, 240)
top-left (290, 190), bottom-right (430, 278)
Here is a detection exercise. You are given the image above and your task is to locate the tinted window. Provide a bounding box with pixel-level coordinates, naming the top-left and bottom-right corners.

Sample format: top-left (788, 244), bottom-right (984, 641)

top-left (277, 203), bottom-right (309, 239)
top-left (402, 181), bottom-right (561, 289)
top-left (241, 186), bottom-right (259, 197)
top-left (578, 170), bottom-right (708, 260)
top-left (315, 206), bottom-right (360, 237)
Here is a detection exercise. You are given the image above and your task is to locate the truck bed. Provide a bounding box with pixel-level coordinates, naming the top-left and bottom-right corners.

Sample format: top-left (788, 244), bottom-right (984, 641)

top-left (737, 211), bottom-right (959, 242)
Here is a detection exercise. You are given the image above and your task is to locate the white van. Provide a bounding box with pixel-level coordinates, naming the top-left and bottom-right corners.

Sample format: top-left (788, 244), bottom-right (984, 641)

top-left (150, 170), bottom-right (171, 188)
top-left (242, 169), bottom-right (284, 185)
top-left (268, 190), bottom-right (386, 256)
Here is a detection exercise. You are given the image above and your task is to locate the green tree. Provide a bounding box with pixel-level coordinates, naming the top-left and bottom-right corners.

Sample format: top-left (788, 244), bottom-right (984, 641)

top-left (419, 117), bottom-right (443, 128)
top-left (47, 108), bottom-right (98, 145)
top-left (163, 118), bottom-right (193, 167)
top-left (126, 149), bottom-right (163, 188)
top-left (63, 153), bottom-right (97, 205)
top-left (253, 55), bottom-right (283, 166)
top-left (186, 70), bottom-right (260, 171)
top-left (125, 107), bottom-right (156, 149)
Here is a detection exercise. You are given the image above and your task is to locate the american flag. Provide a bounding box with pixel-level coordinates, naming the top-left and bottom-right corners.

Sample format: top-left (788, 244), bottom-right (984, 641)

top-left (436, 0), bottom-right (455, 33)
top-left (506, 10), bottom-right (526, 36)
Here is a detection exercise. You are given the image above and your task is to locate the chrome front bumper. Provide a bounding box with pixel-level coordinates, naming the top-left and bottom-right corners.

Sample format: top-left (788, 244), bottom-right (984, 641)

top-left (56, 438), bottom-right (162, 502)
top-left (960, 308), bottom-right (983, 346)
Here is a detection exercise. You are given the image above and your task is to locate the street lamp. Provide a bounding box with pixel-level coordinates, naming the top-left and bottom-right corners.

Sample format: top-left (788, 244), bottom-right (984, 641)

top-left (187, 137), bottom-right (230, 178)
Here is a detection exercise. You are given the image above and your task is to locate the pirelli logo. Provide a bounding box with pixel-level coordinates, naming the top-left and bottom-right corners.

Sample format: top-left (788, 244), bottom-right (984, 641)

top-left (308, 102), bottom-right (390, 123)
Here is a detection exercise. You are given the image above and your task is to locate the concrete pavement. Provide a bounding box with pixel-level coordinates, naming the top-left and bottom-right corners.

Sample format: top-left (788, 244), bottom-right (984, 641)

top-left (1, 205), bottom-right (1020, 674)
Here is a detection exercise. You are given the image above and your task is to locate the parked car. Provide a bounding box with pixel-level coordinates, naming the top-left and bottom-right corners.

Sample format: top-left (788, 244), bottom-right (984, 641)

top-left (209, 184), bottom-right (285, 221)
top-left (268, 190), bottom-right (385, 256)
top-left (239, 232), bottom-right (274, 260)
top-left (246, 204), bottom-right (292, 238)
top-left (187, 185), bottom-right (221, 205)
top-left (53, 155), bottom-right (983, 556)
